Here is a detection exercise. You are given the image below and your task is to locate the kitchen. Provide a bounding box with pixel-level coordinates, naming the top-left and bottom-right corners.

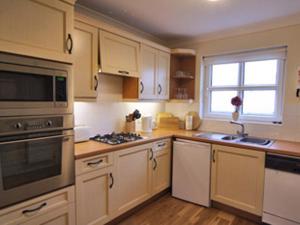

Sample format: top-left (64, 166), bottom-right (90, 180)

top-left (0, 0), bottom-right (300, 225)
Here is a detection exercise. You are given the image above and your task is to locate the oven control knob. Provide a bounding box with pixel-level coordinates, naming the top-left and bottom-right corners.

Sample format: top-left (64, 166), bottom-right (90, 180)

top-left (47, 120), bottom-right (53, 127)
top-left (15, 122), bottom-right (22, 129)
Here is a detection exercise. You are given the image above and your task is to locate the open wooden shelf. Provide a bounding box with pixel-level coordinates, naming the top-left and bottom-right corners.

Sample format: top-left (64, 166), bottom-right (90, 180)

top-left (170, 50), bottom-right (196, 100)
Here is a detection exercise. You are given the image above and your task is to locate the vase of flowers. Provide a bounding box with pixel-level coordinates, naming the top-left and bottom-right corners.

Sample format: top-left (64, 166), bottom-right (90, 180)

top-left (231, 96), bottom-right (243, 121)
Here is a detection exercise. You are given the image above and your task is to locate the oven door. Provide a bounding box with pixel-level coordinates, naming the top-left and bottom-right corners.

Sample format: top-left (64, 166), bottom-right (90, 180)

top-left (0, 130), bottom-right (74, 209)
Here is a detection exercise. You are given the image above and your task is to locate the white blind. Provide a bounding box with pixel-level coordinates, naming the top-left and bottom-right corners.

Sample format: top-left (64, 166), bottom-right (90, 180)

top-left (203, 46), bottom-right (287, 65)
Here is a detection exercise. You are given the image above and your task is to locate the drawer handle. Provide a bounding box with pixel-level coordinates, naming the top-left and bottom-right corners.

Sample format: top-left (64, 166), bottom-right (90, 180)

top-left (150, 148), bottom-right (154, 160)
top-left (153, 158), bottom-right (157, 170)
top-left (109, 173), bottom-right (114, 189)
top-left (118, 70), bottom-right (129, 75)
top-left (212, 150), bottom-right (216, 163)
top-left (87, 159), bottom-right (103, 167)
top-left (66, 34), bottom-right (73, 54)
top-left (22, 202), bottom-right (47, 215)
top-left (158, 143), bottom-right (166, 147)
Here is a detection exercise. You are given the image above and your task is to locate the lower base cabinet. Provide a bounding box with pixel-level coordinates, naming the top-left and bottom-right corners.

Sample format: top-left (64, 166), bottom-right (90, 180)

top-left (76, 167), bottom-right (114, 225)
top-left (211, 145), bottom-right (265, 216)
top-left (152, 140), bottom-right (171, 195)
top-left (75, 139), bottom-right (171, 225)
top-left (0, 186), bottom-right (75, 225)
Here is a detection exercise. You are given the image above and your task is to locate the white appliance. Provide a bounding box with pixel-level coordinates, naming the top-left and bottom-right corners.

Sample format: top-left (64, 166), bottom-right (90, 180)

top-left (141, 116), bottom-right (153, 133)
top-left (172, 139), bottom-right (211, 207)
top-left (74, 125), bottom-right (90, 143)
top-left (263, 154), bottom-right (300, 225)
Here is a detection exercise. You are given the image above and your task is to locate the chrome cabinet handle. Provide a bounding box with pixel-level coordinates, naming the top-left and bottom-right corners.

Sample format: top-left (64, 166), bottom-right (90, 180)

top-left (66, 34), bottom-right (73, 54)
top-left (149, 148), bottom-right (154, 160)
top-left (140, 81), bottom-right (144, 94)
top-left (87, 159), bottom-right (103, 167)
top-left (109, 173), bottom-right (114, 188)
top-left (153, 158), bottom-right (157, 170)
top-left (22, 202), bottom-right (47, 215)
top-left (0, 134), bottom-right (71, 145)
top-left (158, 84), bottom-right (162, 95)
top-left (118, 70), bottom-right (129, 75)
top-left (94, 75), bottom-right (99, 91)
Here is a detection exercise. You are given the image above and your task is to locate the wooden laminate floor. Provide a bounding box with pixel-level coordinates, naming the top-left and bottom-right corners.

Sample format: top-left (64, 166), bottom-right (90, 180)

top-left (116, 194), bottom-right (259, 225)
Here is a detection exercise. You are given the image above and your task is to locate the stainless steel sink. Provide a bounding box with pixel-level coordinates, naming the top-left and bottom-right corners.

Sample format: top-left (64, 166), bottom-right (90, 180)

top-left (194, 132), bottom-right (273, 147)
top-left (238, 137), bottom-right (271, 146)
top-left (222, 135), bottom-right (239, 141)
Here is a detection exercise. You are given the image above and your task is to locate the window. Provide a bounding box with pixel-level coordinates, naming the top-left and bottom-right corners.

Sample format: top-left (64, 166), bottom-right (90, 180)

top-left (203, 47), bottom-right (286, 123)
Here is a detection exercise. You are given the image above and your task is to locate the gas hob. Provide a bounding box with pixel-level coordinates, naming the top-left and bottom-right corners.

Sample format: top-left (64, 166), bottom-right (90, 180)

top-left (90, 132), bottom-right (143, 145)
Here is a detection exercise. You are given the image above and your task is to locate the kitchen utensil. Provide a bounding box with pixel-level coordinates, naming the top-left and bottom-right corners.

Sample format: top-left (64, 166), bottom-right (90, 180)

top-left (142, 116), bottom-right (153, 133)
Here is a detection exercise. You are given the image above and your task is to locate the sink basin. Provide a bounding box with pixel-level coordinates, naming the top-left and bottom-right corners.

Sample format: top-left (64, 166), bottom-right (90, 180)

top-left (239, 137), bottom-right (271, 146)
top-left (222, 135), bottom-right (239, 141)
top-left (194, 132), bottom-right (273, 147)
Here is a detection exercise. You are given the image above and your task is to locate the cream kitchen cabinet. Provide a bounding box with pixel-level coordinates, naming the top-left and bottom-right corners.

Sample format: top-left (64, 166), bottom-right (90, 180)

top-left (99, 30), bottom-right (140, 77)
top-left (73, 20), bottom-right (99, 99)
top-left (76, 153), bottom-right (114, 225)
top-left (139, 45), bottom-right (170, 100)
top-left (0, 187), bottom-right (75, 225)
top-left (151, 139), bottom-right (171, 195)
top-left (156, 51), bottom-right (170, 100)
top-left (112, 143), bottom-right (152, 216)
top-left (0, 0), bottom-right (74, 63)
top-left (211, 145), bottom-right (265, 216)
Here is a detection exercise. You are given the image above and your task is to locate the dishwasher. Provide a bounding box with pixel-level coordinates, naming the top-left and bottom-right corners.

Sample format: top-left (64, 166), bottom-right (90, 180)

top-left (263, 153), bottom-right (300, 225)
top-left (172, 139), bottom-right (211, 207)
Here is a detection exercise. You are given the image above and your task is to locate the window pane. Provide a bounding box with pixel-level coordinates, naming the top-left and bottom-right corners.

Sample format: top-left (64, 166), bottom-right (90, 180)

top-left (211, 91), bottom-right (237, 113)
top-left (244, 60), bottom-right (278, 85)
top-left (212, 63), bottom-right (239, 86)
top-left (243, 90), bottom-right (276, 115)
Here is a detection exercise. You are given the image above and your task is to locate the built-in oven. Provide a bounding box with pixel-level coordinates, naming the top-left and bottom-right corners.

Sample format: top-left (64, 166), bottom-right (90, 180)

top-left (0, 115), bottom-right (74, 209)
top-left (0, 52), bottom-right (73, 117)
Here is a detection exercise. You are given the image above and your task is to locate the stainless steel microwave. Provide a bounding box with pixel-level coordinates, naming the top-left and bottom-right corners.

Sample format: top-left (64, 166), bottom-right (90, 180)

top-left (0, 52), bottom-right (73, 117)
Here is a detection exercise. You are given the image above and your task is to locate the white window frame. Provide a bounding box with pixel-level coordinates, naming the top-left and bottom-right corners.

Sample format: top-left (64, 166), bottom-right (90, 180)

top-left (202, 47), bottom-right (287, 123)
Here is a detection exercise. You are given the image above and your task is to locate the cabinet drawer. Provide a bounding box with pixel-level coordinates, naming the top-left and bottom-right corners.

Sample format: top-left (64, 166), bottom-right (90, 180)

top-left (76, 153), bottom-right (113, 176)
top-left (0, 186), bottom-right (74, 225)
top-left (153, 139), bottom-right (171, 155)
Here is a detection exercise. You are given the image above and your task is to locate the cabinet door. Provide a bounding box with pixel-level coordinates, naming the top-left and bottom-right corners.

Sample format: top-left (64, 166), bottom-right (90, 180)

top-left (0, 0), bottom-right (74, 63)
top-left (211, 145), bottom-right (265, 216)
top-left (156, 51), bottom-right (170, 100)
top-left (112, 145), bottom-right (152, 216)
top-left (22, 204), bottom-right (75, 225)
top-left (100, 30), bottom-right (140, 77)
top-left (139, 45), bottom-right (157, 99)
top-left (76, 167), bottom-right (114, 225)
top-left (152, 143), bottom-right (171, 195)
top-left (73, 21), bottom-right (98, 99)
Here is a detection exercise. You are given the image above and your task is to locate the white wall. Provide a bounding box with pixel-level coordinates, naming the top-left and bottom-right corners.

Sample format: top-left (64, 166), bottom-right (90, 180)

top-left (74, 75), bottom-right (165, 135)
top-left (167, 24), bottom-right (300, 142)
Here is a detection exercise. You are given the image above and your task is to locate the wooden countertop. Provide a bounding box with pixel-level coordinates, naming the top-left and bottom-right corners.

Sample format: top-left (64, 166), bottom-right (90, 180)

top-left (75, 129), bottom-right (300, 159)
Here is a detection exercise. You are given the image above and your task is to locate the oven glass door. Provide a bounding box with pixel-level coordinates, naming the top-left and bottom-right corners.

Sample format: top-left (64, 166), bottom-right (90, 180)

top-left (0, 131), bottom-right (74, 209)
top-left (0, 132), bottom-right (64, 190)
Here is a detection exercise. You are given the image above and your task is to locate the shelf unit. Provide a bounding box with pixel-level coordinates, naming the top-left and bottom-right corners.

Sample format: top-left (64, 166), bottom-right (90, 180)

top-left (170, 49), bottom-right (196, 100)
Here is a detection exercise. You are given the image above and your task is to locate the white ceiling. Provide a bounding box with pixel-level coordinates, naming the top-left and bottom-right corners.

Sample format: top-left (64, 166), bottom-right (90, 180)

top-left (77, 0), bottom-right (300, 42)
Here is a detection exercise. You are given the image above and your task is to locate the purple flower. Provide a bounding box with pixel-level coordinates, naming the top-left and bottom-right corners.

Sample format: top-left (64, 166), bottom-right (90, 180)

top-left (231, 96), bottom-right (243, 107)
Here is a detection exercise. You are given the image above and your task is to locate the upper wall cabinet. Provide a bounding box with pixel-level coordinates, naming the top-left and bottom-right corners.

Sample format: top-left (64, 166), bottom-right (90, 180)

top-left (0, 0), bottom-right (74, 63)
top-left (73, 21), bottom-right (98, 99)
top-left (99, 30), bottom-right (140, 77)
top-left (156, 51), bottom-right (170, 100)
top-left (137, 45), bottom-right (170, 100)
